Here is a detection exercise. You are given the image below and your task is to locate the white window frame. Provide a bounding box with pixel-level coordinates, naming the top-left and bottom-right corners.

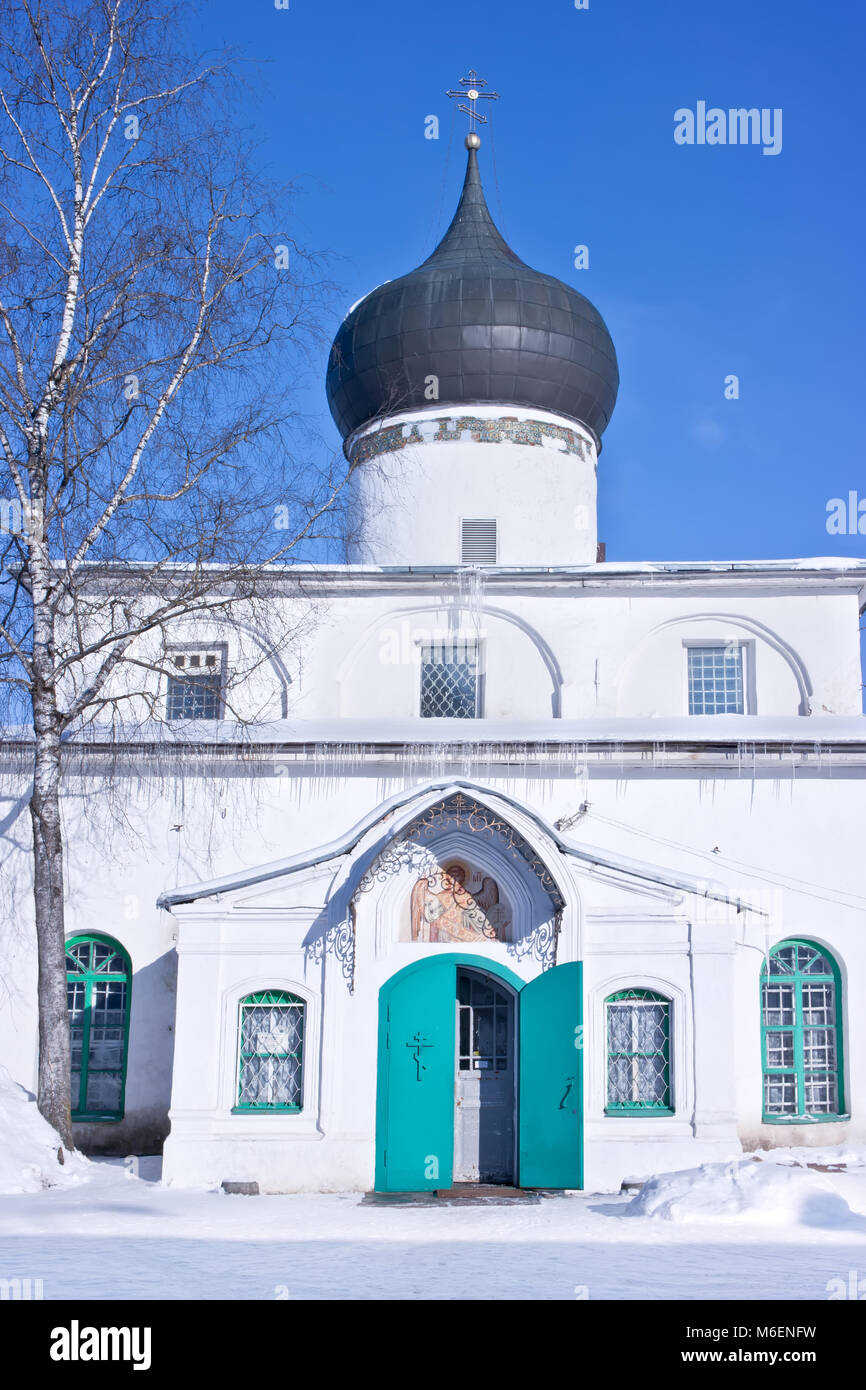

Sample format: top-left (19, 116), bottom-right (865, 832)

top-left (683, 638), bottom-right (755, 716)
top-left (218, 977), bottom-right (322, 1138)
top-left (587, 975), bottom-right (693, 1134)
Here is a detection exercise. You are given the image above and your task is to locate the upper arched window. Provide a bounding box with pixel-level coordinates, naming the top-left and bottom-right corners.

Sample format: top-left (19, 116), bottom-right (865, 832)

top-left (605, 988), bottom-right (672, 1114)
top-left (235, 990), bottom-right (305, 1112)
top-left (762, 941), bottom-right (845, 1122)
top-left (65, 935), bottom-right (131, 1121)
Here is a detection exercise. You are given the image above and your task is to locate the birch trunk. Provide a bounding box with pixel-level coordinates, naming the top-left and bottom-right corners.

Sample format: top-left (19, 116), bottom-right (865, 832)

top-left (28, 501), bottom-right (72, 1149)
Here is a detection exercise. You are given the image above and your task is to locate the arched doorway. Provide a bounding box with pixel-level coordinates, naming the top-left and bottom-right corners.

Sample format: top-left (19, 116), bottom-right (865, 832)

top-left (455, 968), bottom-right (517, 1183)
top-left (375, 954), bottom-right (582, 1192)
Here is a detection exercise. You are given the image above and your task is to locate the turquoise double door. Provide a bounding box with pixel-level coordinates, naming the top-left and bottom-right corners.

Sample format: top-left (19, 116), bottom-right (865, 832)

top-left (375, 954), bottom-right (583, 1192)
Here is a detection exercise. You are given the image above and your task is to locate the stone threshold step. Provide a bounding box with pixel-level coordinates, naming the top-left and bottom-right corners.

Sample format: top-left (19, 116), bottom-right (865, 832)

top-left (362, 1184), bottom-right (554, 1206)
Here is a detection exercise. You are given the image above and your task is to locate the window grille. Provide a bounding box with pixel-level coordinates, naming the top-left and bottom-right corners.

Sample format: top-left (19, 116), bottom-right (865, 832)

top-left (420, 638), bottom-right (479, 718)
top-left (687, 644), bottom-right (744, 715)
top-left (236, 990), bottom-right (305, 1111)
top-left (166, 648), bottom-right (225, 720)
top-left (460, 518), bottom-right (497, 565)
top-left (762, 941), bottom-right (844, 1120)
top-left (606, 989), bottom-right (672, 1112)
top-left (65, 935), bottom-right (131, 1121)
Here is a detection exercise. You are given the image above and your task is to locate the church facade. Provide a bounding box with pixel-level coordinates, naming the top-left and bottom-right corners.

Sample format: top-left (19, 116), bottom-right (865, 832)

top-left (2, 135), bottom-right (865, 1194)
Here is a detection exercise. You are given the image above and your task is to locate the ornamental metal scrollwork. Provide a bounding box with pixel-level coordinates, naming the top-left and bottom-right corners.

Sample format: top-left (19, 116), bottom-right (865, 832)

top-left (356, 838), bottom-right (440, 892)
top-left (506, 908), bottom-right (562, 972)
top-left (355, 794), bottom-right (564, 968)
top-left (304, 905), bottom-right (356, 993)
top-left (357, 794), bottom-right (564, 907)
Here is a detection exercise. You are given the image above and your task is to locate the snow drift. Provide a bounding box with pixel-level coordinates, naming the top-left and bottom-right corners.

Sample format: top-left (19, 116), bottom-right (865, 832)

top-left (631, 1158), bottom-right (860, 1227)
top-left (0, 1067), bottom-right (90, 1194)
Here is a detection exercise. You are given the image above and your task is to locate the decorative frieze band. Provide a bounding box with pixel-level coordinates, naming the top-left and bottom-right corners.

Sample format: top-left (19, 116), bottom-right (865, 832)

top-left (350, 415), bottom-right (594, 467)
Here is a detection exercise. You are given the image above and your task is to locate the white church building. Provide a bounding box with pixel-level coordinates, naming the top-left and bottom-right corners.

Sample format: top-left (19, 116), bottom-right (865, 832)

top-left (2, 132), bottom-right (865, 1195)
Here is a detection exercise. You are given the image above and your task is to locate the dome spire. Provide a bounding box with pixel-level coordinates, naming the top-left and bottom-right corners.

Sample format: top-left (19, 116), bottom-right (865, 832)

top-left (420, 142), bottom-right (524, 269)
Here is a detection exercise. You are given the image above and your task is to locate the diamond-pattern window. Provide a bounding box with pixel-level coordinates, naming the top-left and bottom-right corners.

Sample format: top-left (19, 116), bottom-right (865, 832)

top-left (166, 649), bottom-right (225, 720)
top-left (65, 935), bottom-right (130, 1121)
top-left (606, 989), bottom-right (672, 1112)
top-left (420, 639), bottom-right (478, 718)
top-left (687, 644), bottom-right (744, 715)
top-left (236, 990), bottom-right (305, 1111)
top-left (761, 940), bottom-right (844, 1120)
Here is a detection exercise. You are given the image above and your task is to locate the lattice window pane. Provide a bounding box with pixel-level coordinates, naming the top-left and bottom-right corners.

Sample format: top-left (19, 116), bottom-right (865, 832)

top-left (764, 1072), bottom-right (797, 1115)
top-left (636, 1055), bottom-right (669, 1105)
top-left (802, 982), bottom-right (834, 1026)
top-left (606, 992), bottom-right (671, 1110)
top-left (765, 1029), bottom-right (794, 1069)
top-left (420, 639), bottom-right (478, 718)
top-left (802, 1028), bottom-right (836, 1071)
top-left (167, 672), bottom-right (223, 720)
top-left (762, 982), bottom-right (795, 1027)
top-left (237, 993), bottom-right (305, 1110)
top-left (687, 645), bottom-right (744, 715)
top-left (803, 1075), bottom-right (838, 1114)
top-left (636, 1004), bottom-right (667, 1053)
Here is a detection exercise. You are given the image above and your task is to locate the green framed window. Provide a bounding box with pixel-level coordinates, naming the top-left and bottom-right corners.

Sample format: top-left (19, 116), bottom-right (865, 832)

top-left (65, 935), bottom-right (131, 1121)
top-left (762, 940), bottom-right (845, 1122)
top-left (235, 990), bottom-right (305, 1112)
top-left (606, 989), bottom-right (672, 1113)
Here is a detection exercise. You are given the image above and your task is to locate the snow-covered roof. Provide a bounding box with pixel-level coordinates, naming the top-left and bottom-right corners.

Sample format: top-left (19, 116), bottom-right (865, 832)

top-left (156, 776), bottom-right (758, 912)
top-left (6, 714), bottom-right (863, 748)
top-left (72, 556), bottom-right (866, 585)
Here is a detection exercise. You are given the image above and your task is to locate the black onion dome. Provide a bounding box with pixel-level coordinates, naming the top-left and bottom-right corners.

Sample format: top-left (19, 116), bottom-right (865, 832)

top-left (326, 145), bottom-right (619, 444)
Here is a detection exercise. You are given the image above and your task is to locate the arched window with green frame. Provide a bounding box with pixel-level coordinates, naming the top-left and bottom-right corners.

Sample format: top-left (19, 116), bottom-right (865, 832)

top-left (234, 990), bottom-right (305, 1112)
top-left (605, 988), bottom-right (672, 1113)
top-left (65, 935), bottom-right (131, 1121)
top-left (762, 940), bottom-right (845, 1122)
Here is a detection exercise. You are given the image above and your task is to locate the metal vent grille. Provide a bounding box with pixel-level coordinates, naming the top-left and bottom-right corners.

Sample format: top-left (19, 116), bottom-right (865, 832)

top-left (460, 517), bottom-right (497, 565)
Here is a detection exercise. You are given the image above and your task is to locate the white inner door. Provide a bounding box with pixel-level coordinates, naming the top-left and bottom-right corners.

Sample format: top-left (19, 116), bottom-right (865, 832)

top-left (453, 969), bottom-right (516, 1183)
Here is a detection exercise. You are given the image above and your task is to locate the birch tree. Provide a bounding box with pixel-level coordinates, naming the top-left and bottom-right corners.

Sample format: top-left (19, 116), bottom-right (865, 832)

top-left (0, 0), bottom-right (347, 1146)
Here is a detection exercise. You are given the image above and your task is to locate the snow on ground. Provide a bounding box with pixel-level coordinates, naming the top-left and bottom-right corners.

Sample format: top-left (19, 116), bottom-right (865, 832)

top-left (632, 1158), bottom-right (862, 1227)
top-left (0, 1069), bottom-right (90, 1194)
top-left (1, 1078), bottom-right (865, 1298)
top-left (754, 1143), bottom-right (866, 1169)
top-left (0, 1153), bottom-right (865, 1300)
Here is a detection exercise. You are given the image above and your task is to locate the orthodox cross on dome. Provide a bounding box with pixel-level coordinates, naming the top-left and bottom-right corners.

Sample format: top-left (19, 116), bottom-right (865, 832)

top-left (446, 69), bottom-right (500, 144)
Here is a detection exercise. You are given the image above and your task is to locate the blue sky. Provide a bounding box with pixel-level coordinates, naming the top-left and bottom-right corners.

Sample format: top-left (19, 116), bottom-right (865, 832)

top-left (189, 0), bottom-right (866, 572)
